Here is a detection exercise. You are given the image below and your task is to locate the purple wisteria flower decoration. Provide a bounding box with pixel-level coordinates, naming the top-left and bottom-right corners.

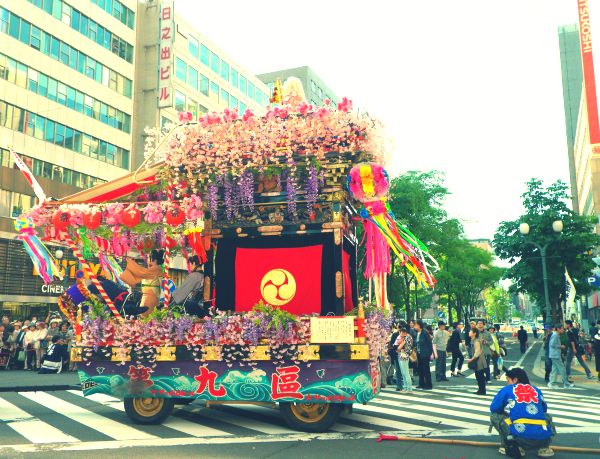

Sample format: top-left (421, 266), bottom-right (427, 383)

top-left (285, 166), bottom-right (297, 219)
top-left (207, 183), bottom-right (218, 221)
top-left (223, 175), bottom-right (234, 221)
top-left (305, 164), bottom-right (318, 212)
top-left (238, 170), bottom-right (255, 212)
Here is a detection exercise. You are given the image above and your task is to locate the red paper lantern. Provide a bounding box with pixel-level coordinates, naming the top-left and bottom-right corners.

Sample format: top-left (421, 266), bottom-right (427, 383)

top-left (83, 211), bottom-right (102, 230)
top-left (121, 206), bottom-right (141, 228)
top-left (166, 205), bottom-right (185, 226)
top-left (52, 210), bottom-right (71, 231)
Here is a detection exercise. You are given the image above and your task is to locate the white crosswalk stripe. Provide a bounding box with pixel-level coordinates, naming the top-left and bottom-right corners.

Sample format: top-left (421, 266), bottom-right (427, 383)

top-left (0, 384), bottom-right (597, 452)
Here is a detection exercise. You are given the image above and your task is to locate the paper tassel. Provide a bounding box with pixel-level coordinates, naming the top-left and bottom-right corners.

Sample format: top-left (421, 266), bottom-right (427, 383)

top-left (15, 218), bottom-right (62, 285)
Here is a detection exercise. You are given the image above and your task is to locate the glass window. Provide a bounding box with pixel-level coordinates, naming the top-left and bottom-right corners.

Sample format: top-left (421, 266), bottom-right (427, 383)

top-left (63, 168), bottom-right (72, 185)
top-left (175, 57), bottom-right (186, 81)
top-left (59, 42), bottom-right (70, 65)
top-left (72, 10), bottom-right (80, 31)
top-left (210, 81), bottom-right (219, 103)
top-left (231, 69), bottom-right (238, 88)
top-left (84, 95), bottom-right (93, 117)
top-left (0, 55), bottom-right (6, 81)
top-left (75, 91), bottom-right (84, 112)
top-left (54, 123), bottom-right (65, 146)
top-left (80, 14), bottom-right (88, 35)
top-left (240, 75), bottom-right (247, 94)
top-left (220, 61), bottom-right (229, 82)
top-left (5, 58), bottom-right (16, 84)
top-left (40, 30), bottom-right (50, 55)
top-left (42, 162), bottom-right (52, 179)
top-left (239, 102), bottom-right (246, 115)
top-left (27, 68), bottom-right (39, 93)
top-left (187, 66), bottom-right (198, 90)
top-left (38, 73), bottom-right (48, 97)
top-left (15, 62), bottom-right (27, 88)
top-left (318, 87), bottom-right (323, 98)
top-left (72, 171), bottom-right (81, 187)
top-left (188, 36), bottom-right (199, 58)
top-left (107, 144), bottom-right (116, 164)
top-left (33, 158), bottom-right (43, 176)
top-left (81, 134), bottom-right (91, 156)
top-left (0, 8), bottom-right (8, 34)
top-left (230, 95), bottom-right (238, 110)
top-left (47, 78), bottom-right (57, 102)
top-left (18, 20), bottom-right (30, 45)
top-left (25, 112), bottom-right (35, 136)
top-left (100, 103), bottom-right (108, 123)
top-left (64, 127), bottom-right (74, 150)
top-left (107, 106), bottom-right (116, 127)
top-left (61, 3), bottom-right (72, 25)
top-left (34, 115), bottom-right (44, 140)
top-left (52, 0), bottom-right (62, 20)
top-left (210, 52), bottom-right (220, 74)
top-left (187, 99), bottom-right (198, 118)
top-left (174, 90), bottom-right (186, 112)
top-left (311, 80), bottom-right (317, 92)
top-left (220, 88), bottom-right (229, 107)
top-left (50, 37), bottom-right (60, 60)
top-left (200, 44), bottom-right (209, 66)
top-left (44, 119), bottom-right (55, 143)
top-left (69, 47), bottom-right (78, 70)
top-left (247, 81), bottom-right (255, 100)
top-left (43, 0), bottom-right (53, 15)
top-left (30, 25), bottom-right (41, 50)
top-left (66, 87), bottom-right (76, 109)
top-left (73, 130), bottom-right (81, 152)
top-left (199, 74), bottom-right (209, 96)
top-left (85, 57), bottom-right (95, 79)
top-left (8, 13), bottom-right (19, 39)
top-left (57, 82), bottom-right (67, 105)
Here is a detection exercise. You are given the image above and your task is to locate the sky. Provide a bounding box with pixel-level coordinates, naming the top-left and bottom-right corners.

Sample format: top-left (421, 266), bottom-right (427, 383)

top-left (177, 0), bottom-right (581, 240)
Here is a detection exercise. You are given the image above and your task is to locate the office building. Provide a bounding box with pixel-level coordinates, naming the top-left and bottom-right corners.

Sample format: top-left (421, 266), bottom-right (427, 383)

top-left (257, 66), bottom-right (339, 108)
top-left (132, 1), bottom-right (270, 167)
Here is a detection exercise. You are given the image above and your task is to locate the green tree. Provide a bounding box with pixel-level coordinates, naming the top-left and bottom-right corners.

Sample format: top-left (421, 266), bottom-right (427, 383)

top-left (493, 179), bottom-right (596, 324)
top-left (385, 171), bottom-right (451, 320)
top-left (484, 286), bottom-right (511, 322)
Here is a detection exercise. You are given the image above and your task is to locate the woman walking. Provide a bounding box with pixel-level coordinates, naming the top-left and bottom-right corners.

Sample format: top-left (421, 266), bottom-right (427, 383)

top-left (415, 320), bottom-right (433, 390)
top-left (395, 327), bottom-right (414, 393)
top-left (593, 330), bottom-right (600, 382)
top-left (467, 327), bottom-right (488, 395)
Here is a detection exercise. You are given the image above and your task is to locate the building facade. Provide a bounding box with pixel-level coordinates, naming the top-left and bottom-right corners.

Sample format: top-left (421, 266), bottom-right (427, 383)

top-left (559, 24), bottom-right (584, 212)
top-left (0, 0), bottom-right (137, 317)
top-left (132, 1), bottom-right (270, 167)
top-left (257, 66), bottom-right (339, 108)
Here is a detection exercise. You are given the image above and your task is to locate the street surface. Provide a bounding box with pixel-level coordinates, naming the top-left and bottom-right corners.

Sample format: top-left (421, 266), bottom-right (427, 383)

top-left (0, 338), bottom-right (598, 458)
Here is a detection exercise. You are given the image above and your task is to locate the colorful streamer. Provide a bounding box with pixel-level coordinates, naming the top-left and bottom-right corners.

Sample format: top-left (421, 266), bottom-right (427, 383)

top-left (348, 164), bottom-right (438, 308)
top-left (15, 218), bottom-right (62, 285)
top-left (98, 252), bottom-right (127, 288)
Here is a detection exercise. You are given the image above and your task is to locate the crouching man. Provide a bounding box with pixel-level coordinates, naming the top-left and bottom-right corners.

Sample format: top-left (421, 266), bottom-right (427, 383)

top-left (490, 368), bottom-right (556, 458)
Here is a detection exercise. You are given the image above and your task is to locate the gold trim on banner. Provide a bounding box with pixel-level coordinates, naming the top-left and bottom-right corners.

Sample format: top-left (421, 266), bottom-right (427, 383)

top-left (249, 345), bottom-right (270, 360)
top-left (111, 347), bottom-right (131, 362)
top-left (298, 344), bottom-right (321, 360)
top-left (258, 225), bottom-right (284, 233)
top-left (334, 228), bottom-right (341, 245)
top-left (202, 346), bottom-right (222, 361)
top-left (335, 271), bottom-right (343, 298)
top-left (70, 347), bottom-right (82, 362)
top-left (156, 346), bottom-right (176, 361)
top-left (350, 344), bottom-right (370, 360)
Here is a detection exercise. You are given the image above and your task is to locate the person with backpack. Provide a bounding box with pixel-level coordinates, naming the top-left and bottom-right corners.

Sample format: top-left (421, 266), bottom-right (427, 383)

top-left (564, 320), bottom-right (593, 380)
top-left (447, 321), bottom-right (465, 377)
top-left (490, 368), bottom-right (555, 458)
top-left (387, 324), bottom-right (401, 390)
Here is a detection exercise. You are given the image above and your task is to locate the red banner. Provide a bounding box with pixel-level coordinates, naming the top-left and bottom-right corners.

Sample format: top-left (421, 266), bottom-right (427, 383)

top-left (578, 0), bottom-right (600, 149)
top-left (234, 245), bottom-right (323, 314)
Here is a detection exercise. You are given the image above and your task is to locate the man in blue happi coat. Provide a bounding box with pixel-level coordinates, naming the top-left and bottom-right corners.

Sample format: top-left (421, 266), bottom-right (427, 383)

top-left (490, 368), bottom-right (555, 458)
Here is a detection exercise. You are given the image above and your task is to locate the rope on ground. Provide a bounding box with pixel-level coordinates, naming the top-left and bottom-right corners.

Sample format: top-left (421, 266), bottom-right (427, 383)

top-left (375, 433), bottom-right (600, 454)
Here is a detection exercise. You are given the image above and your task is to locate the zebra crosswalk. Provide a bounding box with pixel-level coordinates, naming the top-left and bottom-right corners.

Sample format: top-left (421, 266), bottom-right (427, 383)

top-left (0, 384), bottom-right (596, 453)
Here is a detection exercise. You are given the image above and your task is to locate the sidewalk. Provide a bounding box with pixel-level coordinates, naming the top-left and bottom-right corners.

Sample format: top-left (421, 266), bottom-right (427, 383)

top-left (531, 341), bottom-right (599, 387)
top-left (0, 369), bottom-right (79, 392)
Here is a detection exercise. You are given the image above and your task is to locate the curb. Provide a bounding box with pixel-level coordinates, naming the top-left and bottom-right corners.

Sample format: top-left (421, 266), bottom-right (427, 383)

top-left (0, 384), bottom-right (80, 393)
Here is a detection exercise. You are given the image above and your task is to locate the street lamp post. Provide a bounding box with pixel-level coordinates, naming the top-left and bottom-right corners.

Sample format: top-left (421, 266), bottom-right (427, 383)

top-left (519, 221), bottom-right (563, 326)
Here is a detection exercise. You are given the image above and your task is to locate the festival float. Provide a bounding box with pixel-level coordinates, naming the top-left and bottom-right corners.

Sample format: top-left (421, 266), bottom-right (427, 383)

top-left (14, 80), bottom-right (437, 432)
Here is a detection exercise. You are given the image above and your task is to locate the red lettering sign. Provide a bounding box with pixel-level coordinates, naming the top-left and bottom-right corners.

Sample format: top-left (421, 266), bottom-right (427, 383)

top-left (194, 366), bottom-right (227, 397)
top-left (161, 27), bottom-right (172, 40)
top-left (159, 87), bottom-right (170, 101)
top-left (160, 66), bottom-right (171, 80)
top-left (513, 384), bottom-right (539, 404)
top-left (271, 366), bottom-right (303, 400)
top-left (160, 47), bottom-right (171, 60)
top-left (161, 6), bottom-right (172, 20)
top-left (128, 365), bottom-right (153, 388)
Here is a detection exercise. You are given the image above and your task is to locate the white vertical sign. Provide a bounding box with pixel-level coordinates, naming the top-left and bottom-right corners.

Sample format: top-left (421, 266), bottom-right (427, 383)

top-left (158, 1), bottom-right (174, 108)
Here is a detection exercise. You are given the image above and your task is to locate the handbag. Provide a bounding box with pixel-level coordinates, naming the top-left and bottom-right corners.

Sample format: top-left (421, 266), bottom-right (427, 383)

top-left (468, 359), bottom-right (478, 371)
top-left (17, 350), bottom-right (25, 362)
top-left (409, 349), bottom-right (417, 363)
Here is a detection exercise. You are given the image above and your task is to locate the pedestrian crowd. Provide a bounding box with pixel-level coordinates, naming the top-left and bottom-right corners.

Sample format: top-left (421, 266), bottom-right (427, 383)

top-left (0, 312), bottom-right (75, 374)
top-left (387, 319), bottom-right (507, 395)
top-left (543, 319), bottom-right (600, 387)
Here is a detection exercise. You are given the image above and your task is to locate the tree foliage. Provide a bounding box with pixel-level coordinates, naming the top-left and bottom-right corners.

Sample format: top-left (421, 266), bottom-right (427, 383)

top-left (484, 286), bottom-right (511, 322)
top-left (493, 179), bottom-right (596, 324)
